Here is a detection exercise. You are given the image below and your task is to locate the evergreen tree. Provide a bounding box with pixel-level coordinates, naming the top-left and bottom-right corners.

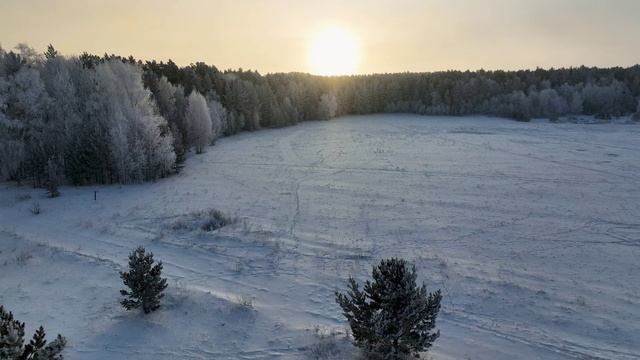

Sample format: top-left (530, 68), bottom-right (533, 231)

top-left (44, 44), bottom-right (58, 60)
top-left (120, 246), bottom-right (168, 314)
top-left (335, 258), bottom-right (442, 359)
top-left (0, 305), bottom-right (67, 360)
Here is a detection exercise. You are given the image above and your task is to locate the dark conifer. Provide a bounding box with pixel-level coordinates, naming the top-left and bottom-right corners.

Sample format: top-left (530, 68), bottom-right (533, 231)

top-left (44, 44), bottom-right (58, 59)
top-left (336, 258), bottom-right (442, 359)
top-left (120, 246), bottom-right (168, 313)
top-left (0, 305), bottom-right (67, 360)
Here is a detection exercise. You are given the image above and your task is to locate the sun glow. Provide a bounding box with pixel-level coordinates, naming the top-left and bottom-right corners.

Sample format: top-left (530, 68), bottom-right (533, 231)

top-left (308, 26), bottom-right (359, 76)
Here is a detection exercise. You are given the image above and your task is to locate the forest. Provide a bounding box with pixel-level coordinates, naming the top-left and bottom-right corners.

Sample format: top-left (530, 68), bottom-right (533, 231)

top-left (1, 43), bottom-right (639, 188)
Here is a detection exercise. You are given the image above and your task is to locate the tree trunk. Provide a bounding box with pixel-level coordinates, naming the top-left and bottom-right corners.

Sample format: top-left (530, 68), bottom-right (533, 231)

top-left (393, 338), bottom-right (399, 359)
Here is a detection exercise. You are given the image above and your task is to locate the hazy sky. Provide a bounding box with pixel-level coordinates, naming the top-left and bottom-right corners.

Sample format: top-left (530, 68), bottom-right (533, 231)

top-left (1, 0), bottom-right (639, 74)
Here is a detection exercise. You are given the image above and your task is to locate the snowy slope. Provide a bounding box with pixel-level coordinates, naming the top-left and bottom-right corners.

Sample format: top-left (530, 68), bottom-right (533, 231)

top-left (1, 115), bottom-right (639, 359)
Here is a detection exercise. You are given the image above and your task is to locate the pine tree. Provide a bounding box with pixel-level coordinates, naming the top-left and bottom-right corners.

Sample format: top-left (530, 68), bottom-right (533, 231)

top-left (120, 246), bottom-right (168, 314)
top-left (335, 258), bottom-right (442, 359)
top-left (0, 305), bottom-right (67, 360)
top-left (44, 44), bottom-right (58, 60)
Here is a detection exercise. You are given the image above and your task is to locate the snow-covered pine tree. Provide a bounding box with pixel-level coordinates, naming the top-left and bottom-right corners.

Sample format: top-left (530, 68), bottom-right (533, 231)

top-left (0, 305), bottom-right (67, 360)
top-left (335, 258), bottom-right (442, 359)
top-left (120, 246), bottom-right (168, 314)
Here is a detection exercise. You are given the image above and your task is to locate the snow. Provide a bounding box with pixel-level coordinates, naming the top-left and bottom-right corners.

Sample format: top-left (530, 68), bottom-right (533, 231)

top-left (1, 114), bottom-right (639, 359)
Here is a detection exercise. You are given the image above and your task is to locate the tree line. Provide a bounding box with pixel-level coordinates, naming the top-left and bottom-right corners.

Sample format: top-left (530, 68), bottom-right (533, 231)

top-left (1, 44), bottom-right (639, 187)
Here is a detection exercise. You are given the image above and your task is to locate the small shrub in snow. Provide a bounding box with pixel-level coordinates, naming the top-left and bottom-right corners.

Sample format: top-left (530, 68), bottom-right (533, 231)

top-left (15, 251), bottom-right (33, 266)
top-left (306, 326), bottom-right (351, 360)
top-left (170, 208), bottom-right (235, 232)
top-left (29, 201), bottom-right (41, 215)
top-left (335, 258), bottom-right (442, 359)
top-left (120, 246), bottom-right (168, 314)
top-left (200, 209), bottom-right (234, 231)
top-left (0, 305), bottom-right (67, 360)
top-left (307, 339), bottom-right (341, 360)
top-left (233, 294), bottom-right (254, 311)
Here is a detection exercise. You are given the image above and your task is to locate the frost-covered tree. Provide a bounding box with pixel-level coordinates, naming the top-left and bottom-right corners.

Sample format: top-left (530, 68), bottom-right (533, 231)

top-left (14, 43), bottom-right (43, 67)
top-left (5, 66), bottom-right (52, 185)
top-left (634, 98), bottom-right (640, 120)
top-left (120, 246), bottom-right (168, 314)
top-left (569, 90), bottom-right (584, 115)
top-left (186, 91), bottom-right (212, 153)
top-left (318, 92), bottom-right (338, 120)
top-left (538, 89), bottom-right (567, 120)
top-left (153, 77), bottom-right (180, 131)
top-left (40, 55), bottom-right (80, 180)
top-left (335, 258), bottom-right (442, 359)
top-left (207, 95), bottom-right (225, 142)
top-left (7, 67), bottom-right (49, 121)
top-left (95, 60), bottom-right (175, 182)
top-left (165, 82), bottom-right (188, 167)
top-left (45, 158), bottom-right (60, 197)
top-left (0, 305), bottom-right (67, 360)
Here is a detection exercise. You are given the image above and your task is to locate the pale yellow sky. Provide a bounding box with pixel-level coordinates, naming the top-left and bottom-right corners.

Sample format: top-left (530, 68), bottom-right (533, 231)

top-left (1, 0), bottom-right (639, 74)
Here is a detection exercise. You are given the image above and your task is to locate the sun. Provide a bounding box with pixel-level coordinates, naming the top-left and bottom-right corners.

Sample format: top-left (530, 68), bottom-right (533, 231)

top-left (308, 26), bottom-right (359, 76)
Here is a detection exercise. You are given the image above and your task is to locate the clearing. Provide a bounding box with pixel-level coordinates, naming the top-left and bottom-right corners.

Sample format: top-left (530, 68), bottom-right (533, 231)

top-left (1, 115), bottom-right (639, 359)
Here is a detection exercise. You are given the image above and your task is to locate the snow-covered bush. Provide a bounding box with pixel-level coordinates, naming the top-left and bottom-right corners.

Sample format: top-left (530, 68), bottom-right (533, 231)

top-left (120, 246), bottom-right (168, 313)
top-left (233, 294), bottom-right (255, 311)
top-left (305, 325), bottom-right (351, 360)
top-left (170, 208), bottom-right (235, 232)
top-left (0, 305), bottom-right (67, 360)
top-left (29, 201), bottom-right (41, 215)
top-left (15, 250), bottom-right (33, 266)
top-left (200, 209), bottom-right (235, 232)
top-left (335, 258), bottom-right (442, 359)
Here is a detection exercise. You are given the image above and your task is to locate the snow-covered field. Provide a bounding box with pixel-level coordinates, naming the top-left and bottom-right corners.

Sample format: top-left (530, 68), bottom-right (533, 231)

top-left (1, 114), bottom-right (639, 359)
